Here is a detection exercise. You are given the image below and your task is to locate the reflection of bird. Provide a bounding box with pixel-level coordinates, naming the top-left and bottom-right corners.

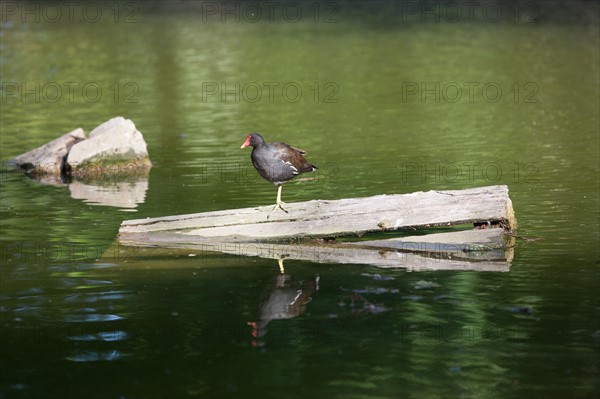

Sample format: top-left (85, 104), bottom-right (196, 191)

top-left (241, 133), bottom-right (317, 218)
top-left (248, 273), bottom-right (319, 343)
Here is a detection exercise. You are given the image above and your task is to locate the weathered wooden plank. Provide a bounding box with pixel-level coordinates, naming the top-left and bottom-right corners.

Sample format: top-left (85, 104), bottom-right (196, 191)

top-left (119, 185), bottom-right (516, 241)
top-left (347, 228), bottom-right (514, 263)
top-left (351, 228), bottom-right (504, 251)
top-left (115, 229), bottom-right (512, 272)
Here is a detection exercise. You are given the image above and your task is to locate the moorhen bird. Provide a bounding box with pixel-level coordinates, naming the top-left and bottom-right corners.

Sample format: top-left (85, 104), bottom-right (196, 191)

top-left (241, 133), bottom-right (317, 218)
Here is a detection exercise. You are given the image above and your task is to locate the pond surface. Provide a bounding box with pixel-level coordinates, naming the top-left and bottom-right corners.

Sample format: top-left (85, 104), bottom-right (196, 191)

top-left (1, 1), bottom-right (599, 398)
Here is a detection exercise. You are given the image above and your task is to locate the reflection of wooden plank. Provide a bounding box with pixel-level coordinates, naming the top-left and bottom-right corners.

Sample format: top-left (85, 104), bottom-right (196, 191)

top-left (119, 185), bottom-right (516, 241)
top-left (115, 228), bottom-right (512, 272)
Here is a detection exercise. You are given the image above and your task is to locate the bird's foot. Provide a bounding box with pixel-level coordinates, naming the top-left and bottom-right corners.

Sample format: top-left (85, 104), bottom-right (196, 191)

top-left (278, 201), bottom-right (288, 212)
top-left (267, 201), bottom-right (288, 219)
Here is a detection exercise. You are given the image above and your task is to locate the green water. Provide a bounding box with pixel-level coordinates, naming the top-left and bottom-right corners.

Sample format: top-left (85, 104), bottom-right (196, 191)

top-left (1, 1), bottom-right (599, 398)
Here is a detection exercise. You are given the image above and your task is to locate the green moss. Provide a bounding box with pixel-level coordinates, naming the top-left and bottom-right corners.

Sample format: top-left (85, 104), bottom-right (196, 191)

top-left (68, 153), bottom-right (152, 179)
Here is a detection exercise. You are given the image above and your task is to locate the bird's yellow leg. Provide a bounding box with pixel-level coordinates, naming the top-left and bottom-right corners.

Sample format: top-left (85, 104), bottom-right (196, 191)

top-left (267, 185), bottom-right (288, 219)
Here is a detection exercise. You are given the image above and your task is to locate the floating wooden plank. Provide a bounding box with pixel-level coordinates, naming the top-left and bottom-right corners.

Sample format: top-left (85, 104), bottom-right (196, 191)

top-left (348, 228), bottom-right (511, 260)
top-left (119, 185), bottom-right (516, 241)
top-left (113, 228), bottom-right (512, 272)
top-left (117, 185), bottom-right (516, 271)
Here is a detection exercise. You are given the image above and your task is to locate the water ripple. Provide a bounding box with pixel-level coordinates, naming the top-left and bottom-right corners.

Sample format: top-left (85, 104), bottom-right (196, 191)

top-left (64, 314), bottom-right (125, 323)
top-left (63, 291), bottom-right (130, 303)
top-left (66, 349), bottom-right (125, 362)
top-left (67, 330), bottom-right (129, 342)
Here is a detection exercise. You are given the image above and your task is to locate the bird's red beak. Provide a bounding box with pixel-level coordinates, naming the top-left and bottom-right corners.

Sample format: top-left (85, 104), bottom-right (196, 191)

top-left (240, 135), bottom-right (251, 149)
